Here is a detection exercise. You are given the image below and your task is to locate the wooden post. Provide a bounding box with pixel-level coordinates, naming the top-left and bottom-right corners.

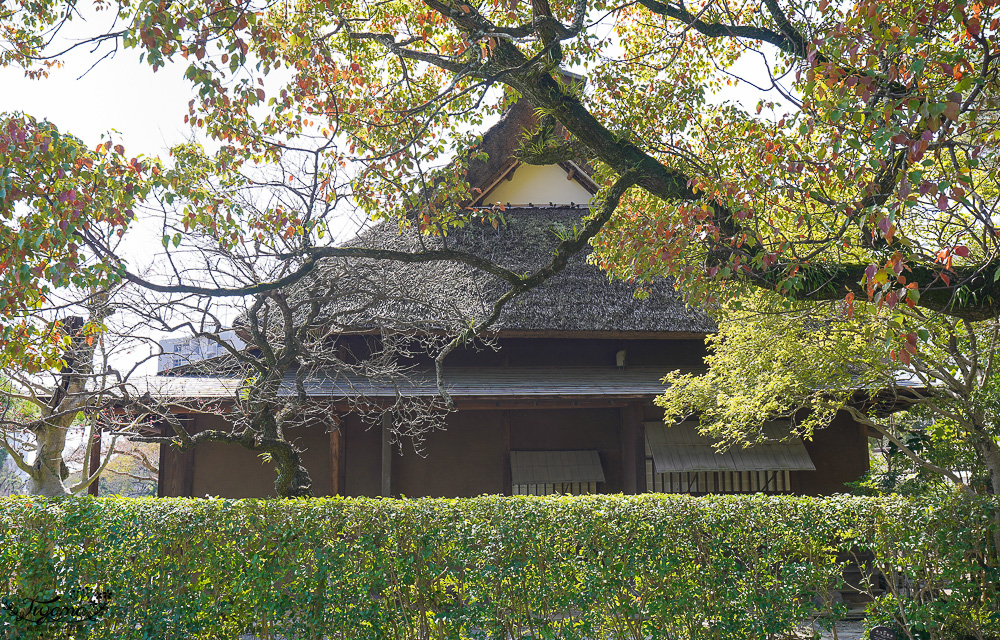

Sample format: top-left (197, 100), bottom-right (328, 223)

top-left (636, 404), bottom-right (647, 494)
top-left (620, 406), bottom-right (637, 495)
top-left (622, 403), bottom-right (646, 494)
top-left (157, 415), bottom-right (196, 497)
top-left (339, 419), bottom-right (347, 495)
top-left (380, 413), bottom-right (392, 497)
top-left (158, 445), bottom-right (195, 497)
top-left (329, 416), bottom-right (342, 497)
top-left (87, 427), bottom-right (101, 496)
top-left (502, 410), bottom-right (512, 495)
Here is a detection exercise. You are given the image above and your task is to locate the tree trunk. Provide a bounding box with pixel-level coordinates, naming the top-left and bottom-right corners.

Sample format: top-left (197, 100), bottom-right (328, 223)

top-left (971, 435), bottom-right (1000, 560)
top-left (278, 463), bottom-right (313, 498)
top-left (26, 422), bottom-right (70, 496)
top-left (978, 438), bottom-right (1000, 497)
top-left (268, 439), bottom-right (313, 498)
top-left (24, 312), bottom-right (104, 496)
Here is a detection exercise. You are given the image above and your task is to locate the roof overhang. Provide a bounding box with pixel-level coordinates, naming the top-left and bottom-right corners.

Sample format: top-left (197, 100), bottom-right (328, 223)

top-left (510, 450), bottom-right (606, 485)
top-left (645, 421), bottom-right (816, 473)
top-left (136, 366), bottom-right (684, 402)
top-left (492, 330), bottom-right (710, 340)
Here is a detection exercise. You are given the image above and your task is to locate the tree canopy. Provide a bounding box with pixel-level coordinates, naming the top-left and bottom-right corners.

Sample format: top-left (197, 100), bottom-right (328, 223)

top-left (4, 0), bottom-right (998, 318)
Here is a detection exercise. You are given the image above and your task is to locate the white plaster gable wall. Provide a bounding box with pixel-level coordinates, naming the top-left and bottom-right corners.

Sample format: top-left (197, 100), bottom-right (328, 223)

top-left (483, 164), bottom-right (595, 207)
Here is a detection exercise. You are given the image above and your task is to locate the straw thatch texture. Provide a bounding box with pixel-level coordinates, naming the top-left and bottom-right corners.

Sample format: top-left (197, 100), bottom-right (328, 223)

top-left (316, 207), bottom-right (715, 335)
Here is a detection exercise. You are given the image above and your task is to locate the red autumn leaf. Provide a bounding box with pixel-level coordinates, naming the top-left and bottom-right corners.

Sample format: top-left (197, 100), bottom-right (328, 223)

top-left (943, 101), bottom-right (961, 121)
top-left (953, 245), bottom-right (970, 257)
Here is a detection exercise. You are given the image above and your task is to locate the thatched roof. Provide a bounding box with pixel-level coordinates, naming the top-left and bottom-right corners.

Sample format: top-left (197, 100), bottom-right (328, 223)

top-left (288, 82), bottom-right (713, 337)
top-left (319, 206), bottom-right (715, 336)
top-left (238, 86), bottom-right (714, 339)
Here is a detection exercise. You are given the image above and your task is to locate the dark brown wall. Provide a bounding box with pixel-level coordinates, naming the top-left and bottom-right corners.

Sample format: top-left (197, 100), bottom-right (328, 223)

top-left (344, 413), bottom-right (381, 497)
top-left (796, 411), bottom-right (870, 495)
top-left (166, 388), bottom-right (869, 499)
top-left (393, 410), bottom-right (505, 497)
top-left (510, 408), bottom-right (623, 493)
top-left (182, 413), bottom-right (333, 498)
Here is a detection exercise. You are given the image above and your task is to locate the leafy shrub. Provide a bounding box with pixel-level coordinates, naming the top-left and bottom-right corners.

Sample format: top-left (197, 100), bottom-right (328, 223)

top-left (0, 494), bottom-right (995, 639)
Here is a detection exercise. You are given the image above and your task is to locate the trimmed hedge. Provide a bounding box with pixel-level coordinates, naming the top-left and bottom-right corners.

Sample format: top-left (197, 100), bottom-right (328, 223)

top-left (0, 494), bottom-right (997, 640)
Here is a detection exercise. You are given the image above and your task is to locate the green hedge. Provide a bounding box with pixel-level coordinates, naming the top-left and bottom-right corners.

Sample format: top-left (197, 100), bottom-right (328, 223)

top-left (0, 494), bottom-right (996, 640)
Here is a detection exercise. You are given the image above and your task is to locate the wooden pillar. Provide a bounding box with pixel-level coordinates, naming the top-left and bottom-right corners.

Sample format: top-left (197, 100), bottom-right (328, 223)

top-left (158, 445), bottom-right (195, 497)
top-left (87, 428), bottom-right (101, 496)
top-left (329, 415), bottom-right (342, 497)
top-left (621, 403), bottom-right (646, 495)
top-left (621, 405), bottom-right (637, 495)
top-left (502, 410), bottom-right (512, 495)
top-left (157, 415), bottom-right (195, 497)
top-left (380, 412), bottom-right (392, 497)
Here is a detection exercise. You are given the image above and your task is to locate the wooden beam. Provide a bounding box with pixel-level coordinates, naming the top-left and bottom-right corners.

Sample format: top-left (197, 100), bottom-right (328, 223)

top-left (284, 328), bottom-right (711, 340)
top-left (380, 413), bottom-right (392, 497)
top-left (452, 398), bottom-right (642, 411)
top-left (493, 329), bottom-right (709, 340)
top-left (87, 428), bottom-right (101, 496)
top-left (157, 441), bottom-right (165, 498)
top-left (149, 397), bottom-right (650, 412)
top-left (472, 161), bottom-right (519, 206)
top-left (329, 415), bottom-right (342, 497)
top-left (558, 160), bottom-right (600, 194)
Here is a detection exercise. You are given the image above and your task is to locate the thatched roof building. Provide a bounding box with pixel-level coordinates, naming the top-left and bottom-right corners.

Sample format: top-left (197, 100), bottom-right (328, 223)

top-left (147, 86), bottom-right (870, 503)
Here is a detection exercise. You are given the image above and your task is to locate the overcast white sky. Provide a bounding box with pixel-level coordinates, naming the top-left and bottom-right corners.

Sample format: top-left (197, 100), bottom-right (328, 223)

top-left (0, 34), bottom-right (223, 379)
top-left (1, 36), bottom-right (193, 157)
